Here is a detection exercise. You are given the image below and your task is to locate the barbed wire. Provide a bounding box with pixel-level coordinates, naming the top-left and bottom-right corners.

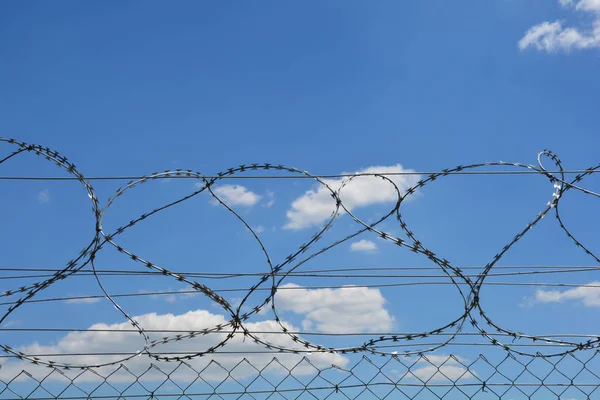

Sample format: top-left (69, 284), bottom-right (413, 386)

top-left (0, 343), bottom-right (596, 359)
top-left (1, 280), bottom-right (599, 309)
top-left (2, 265), bottom-right (599, 280)
top-left (2, 264), bottom-right (599, 272)
top-left (2, 168), bottom-right (600, 181)
top-left (0, 328), bottom-right (596, 338)
top-left (1, 137), bottom-right (600, 370)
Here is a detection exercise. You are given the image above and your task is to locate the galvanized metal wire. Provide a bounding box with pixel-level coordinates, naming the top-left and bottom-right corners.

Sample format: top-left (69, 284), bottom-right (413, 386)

top-left (1, 352), bottom-right (600, 399)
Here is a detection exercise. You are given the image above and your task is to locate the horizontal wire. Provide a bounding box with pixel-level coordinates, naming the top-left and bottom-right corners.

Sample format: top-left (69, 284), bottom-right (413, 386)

top-left (0, 342), bottom-right (588, 359)
top-left (4, 142), bottom-right (600, 367)
top-left (2, 266), bottom-right (598, 281)
top-left (1, 169), bottom-right (600, 181)
top-left (2, 265), bottom-right (598, 273)
top-left (0, 328), bottom-right (596, 339)
top-left (15, 381), bottom-right (600, 400)
top-left (2, 281), bottom-right (598, 306)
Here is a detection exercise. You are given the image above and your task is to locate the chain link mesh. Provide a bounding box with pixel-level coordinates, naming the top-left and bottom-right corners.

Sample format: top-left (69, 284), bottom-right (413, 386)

top-left (1, 352), bottom-right (599, 399)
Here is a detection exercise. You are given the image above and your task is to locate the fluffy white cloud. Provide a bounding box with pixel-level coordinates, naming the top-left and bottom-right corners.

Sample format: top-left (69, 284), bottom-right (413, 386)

top-left (275, 284), bottom-right (394, 333)
top-left (519, 0), bottom-right (600, 52)
top-left (0, 283), bottom-right (398, 383)
top-left (207, 184), bottom-right (262, 207)
top-left (534, 282), bottom-right (600, 306)
top-left (0, 308), bottom-right (347, 383)
top-left (576, 0), bottom-right (600, 12)
top-left (350, 239), bottom-right (378, 253)
top-left (283, 165), bottom-right (420, 230)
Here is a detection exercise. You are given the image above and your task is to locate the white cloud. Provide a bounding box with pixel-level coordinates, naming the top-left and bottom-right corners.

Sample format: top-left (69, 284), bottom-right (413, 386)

top-left (534, 282), bottom-right (600, 306)
top-left (576, 0), bottom-right (600, 12)
top-left (275, 283), bottom-right (394, 333)
top-left (283, 164), bottom-right (420, 230)
top-left (254, 225), bottom-right (265, 233)
top-left (350, 239), bottom-right (378, 253)
top-left (410, 355), bottom-right (476, 383)
top-left (37, 189), bottom-right (50, 203)
top-left (207, 184), bottom-right (262, 207)
top-left (519, 0), bottom-right (600, 52)
top-left (0, 284), bottom-right (397, 385)
top-left (0, 283), bottom-right (397, 382)
top-left (0, 309), bottom-right (347, 383)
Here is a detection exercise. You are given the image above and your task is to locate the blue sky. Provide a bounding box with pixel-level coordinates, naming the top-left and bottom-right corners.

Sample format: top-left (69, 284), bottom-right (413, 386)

top-left (1, 0), bottom-right (600, 393)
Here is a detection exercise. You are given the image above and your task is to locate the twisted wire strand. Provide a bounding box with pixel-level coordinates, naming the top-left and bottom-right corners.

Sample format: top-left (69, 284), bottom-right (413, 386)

top-left (4, 265), bottom-right (599, 280)
top-left (2, 137), bottom-right (600, 369)
top-left (4, 168), bottom-right (600, 180)
top-left (2, 281), bottom-right (600, 309)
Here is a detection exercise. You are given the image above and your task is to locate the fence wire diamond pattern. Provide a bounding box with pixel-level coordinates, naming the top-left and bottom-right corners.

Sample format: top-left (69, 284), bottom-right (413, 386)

top-left (1, 352), bottom-right (599, 399)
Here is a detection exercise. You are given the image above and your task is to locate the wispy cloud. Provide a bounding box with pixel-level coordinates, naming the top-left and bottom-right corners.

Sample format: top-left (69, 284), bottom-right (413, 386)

top-left (0, 320), bottom-right (20, 328)
top-left (263, 190), bottom-right (275, 208)
top-left (37, 189), bottom-right (50, 204)
top-left (519, 0), bottom-right (600, 52)
top-left (143, 288), bottom-right (199, 303)
top-left (65, 297), bottom-right (101, 304)
top-left (532, 282), bottom-right (600, 307)
top-left (350, 239), bottom-right (378, 253)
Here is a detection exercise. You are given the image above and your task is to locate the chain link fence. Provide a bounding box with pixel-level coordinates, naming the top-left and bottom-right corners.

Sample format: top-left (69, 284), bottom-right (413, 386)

top-left (2, 351), bottom-right (599, 399)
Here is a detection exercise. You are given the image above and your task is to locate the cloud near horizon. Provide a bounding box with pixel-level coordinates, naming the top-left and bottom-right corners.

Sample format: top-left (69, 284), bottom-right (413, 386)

top-left (0, 284), bottom-right (395, 383)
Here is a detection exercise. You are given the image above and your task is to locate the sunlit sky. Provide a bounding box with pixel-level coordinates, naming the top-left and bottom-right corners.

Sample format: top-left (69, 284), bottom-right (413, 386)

top-left (1, 0), bottom-right (599, 391)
